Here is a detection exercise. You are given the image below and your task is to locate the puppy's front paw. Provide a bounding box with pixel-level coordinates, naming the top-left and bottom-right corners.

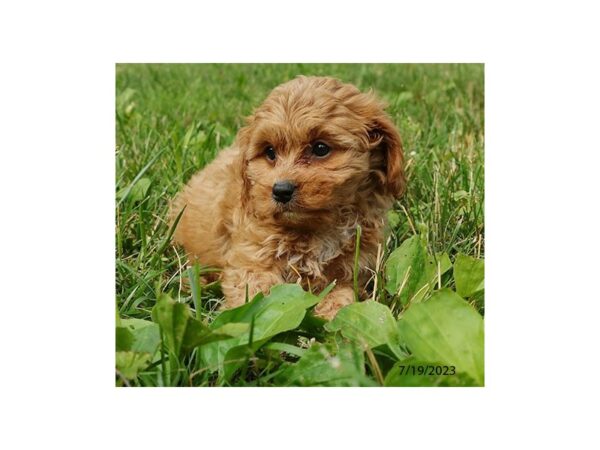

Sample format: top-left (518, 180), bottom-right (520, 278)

top-left (221, 267), bottom-right (284, 310)
top-left (314, 286), bottom-right (355, 320)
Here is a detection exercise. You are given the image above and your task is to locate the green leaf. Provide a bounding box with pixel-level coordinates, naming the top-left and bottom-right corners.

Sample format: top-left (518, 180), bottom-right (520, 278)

top-left (384, 236), bottom-right (427, 304)
top-left (398, 289), bottom-right (484, 385)
top-left (115, 319), bottom-right (162, 381)
top-left (410, 253), bottom-right (452, 303)
top-left (151, 294), bottom-right (190, 355)
top-left (183, 321), bottom-right (249, 351)
top-left (384, 238), bottom-right (452, 305)
top-left (454, 254), bottom-right (485, 297)
top-left (116, 351), bottom-right (151, 380)
top-left (120, 318), bottom-right (161, 354)
top-left (275, 342), bottom-right (376, 387)
top-left (384, 357), bottom-right (477, 387)
top-left (117, 177), bottom-right (151, 203)
top-left (325, 301), bottom-right (406, 360)
top-left (116, 326), bottom-right (134, 352)
top-left (199, 284), bottom-right (321, 376)
top-left (151, 294), bottom-right (243, 356)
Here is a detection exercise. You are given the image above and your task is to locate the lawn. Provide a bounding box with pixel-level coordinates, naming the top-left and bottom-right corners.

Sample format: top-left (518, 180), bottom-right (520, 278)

top-left (115, 63), bottom-right (484, 387)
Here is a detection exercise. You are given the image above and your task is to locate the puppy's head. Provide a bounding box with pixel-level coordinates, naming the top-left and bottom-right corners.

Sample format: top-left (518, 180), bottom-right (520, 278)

top-left (236, 76), bottom-right (404, 226)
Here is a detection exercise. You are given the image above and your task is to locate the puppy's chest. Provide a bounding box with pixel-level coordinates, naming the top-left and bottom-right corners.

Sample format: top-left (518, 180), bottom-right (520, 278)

top-left (271, 230), bottom-right (355, 282)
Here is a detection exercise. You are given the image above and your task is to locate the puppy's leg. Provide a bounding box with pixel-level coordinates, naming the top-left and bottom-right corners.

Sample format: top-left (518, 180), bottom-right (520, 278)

top-left (221, 267), bottom-right (284, 309)
top-left (314, 285), bottom-right (355, 320)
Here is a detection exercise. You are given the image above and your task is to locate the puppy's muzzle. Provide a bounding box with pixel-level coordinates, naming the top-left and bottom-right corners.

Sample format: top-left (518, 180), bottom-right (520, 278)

top-left (272, 180), bottom-right (296, 204)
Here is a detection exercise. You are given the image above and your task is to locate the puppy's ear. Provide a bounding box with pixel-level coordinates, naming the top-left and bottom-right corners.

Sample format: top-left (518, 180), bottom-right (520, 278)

top-left (235, 118), bottom-right (254, 209)
top-left (368, 114), bottom-right (405, 198)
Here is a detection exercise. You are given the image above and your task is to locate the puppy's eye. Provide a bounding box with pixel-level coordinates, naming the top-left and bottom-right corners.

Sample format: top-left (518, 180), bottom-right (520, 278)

top-left (311, 142), bottom-right (331, 157)
top-left (264, 146), bottom-right (276, 161)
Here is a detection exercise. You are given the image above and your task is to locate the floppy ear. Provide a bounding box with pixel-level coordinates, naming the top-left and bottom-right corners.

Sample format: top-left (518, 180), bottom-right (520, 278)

top-left (368, 114), bottom-right (406, 198)
top-left (235, 118), bottom-right (254, 209)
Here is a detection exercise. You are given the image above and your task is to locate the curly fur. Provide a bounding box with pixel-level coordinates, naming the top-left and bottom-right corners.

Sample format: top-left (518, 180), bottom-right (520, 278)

top-left (170, 76), bottom-right (405, 319)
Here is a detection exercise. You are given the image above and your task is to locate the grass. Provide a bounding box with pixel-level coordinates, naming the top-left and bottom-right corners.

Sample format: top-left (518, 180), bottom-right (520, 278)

top-left (116, 63), bottom-right (484, 387)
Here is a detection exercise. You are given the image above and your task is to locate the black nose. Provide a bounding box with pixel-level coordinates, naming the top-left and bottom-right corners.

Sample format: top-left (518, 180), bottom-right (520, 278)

top-left (272, 180), bottom-right (296, 204)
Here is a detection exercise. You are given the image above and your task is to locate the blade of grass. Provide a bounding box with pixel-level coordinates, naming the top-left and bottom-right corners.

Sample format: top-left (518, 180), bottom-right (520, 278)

top-left (188, 264), bottom-right (203, 320)
top-left (117, 147), bottom-right (165, 207)
top-left (353, 224), bottom-right (362, 302)
top-left (151, 204), bottom-right (186, 266)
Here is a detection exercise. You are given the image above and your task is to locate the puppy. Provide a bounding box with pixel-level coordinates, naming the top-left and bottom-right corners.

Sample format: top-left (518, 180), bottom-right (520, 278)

top-left (170, 76), bottom-right (405, 319)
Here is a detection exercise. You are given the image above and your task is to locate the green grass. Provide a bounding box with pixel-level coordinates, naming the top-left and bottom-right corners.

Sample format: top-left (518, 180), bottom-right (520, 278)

top-left (116, 63), bottom-right (484, 387)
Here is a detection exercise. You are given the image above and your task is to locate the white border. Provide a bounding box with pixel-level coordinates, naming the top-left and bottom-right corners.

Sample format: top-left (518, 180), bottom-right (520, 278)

top-left (2, 1), bottom-right (599, 448)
